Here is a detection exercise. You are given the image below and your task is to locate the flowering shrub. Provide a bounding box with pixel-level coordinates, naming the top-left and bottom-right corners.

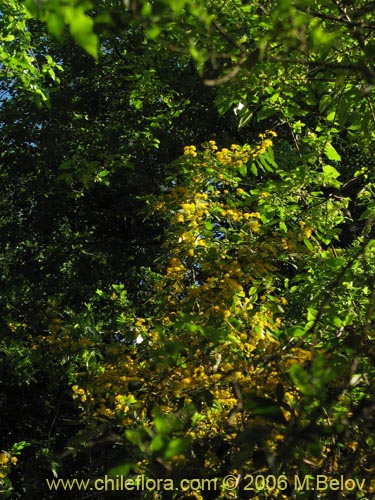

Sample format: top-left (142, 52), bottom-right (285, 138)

top-left (25, 133), bottom-right (375, 498)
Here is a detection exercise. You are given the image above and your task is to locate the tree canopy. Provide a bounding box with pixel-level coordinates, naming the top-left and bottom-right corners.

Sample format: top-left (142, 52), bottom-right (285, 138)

top-left (1, 1), bottom-right (375, 499)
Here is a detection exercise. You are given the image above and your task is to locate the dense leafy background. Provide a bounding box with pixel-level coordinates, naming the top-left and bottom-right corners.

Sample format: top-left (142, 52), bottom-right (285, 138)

top-left (1, 0), bottom-right (375, 498)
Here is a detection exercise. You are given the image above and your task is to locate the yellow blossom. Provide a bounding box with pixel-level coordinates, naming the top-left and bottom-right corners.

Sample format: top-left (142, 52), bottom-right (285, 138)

top-left (243, 212), bottom-right (261, 219)
top-left (267, 129), bottom-right (278, 137)
top-left (173, 213), bottom-right (185, 223)
top-left (184, 145), bottom-right (197, 157)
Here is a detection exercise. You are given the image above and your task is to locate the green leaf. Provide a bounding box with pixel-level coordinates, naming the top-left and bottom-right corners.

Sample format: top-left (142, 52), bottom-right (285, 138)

top-left (307, 307), bottom-right (318, 322)
top-left (324, 144), bottom-right (341, 162)
top-left (258, 154), bottom-right (274, 172)
top-left (238, 107), bottom-right (254, 128)
top-left (164, 437), bottom-right (190, 460)
top-left (98, 169), bottom-right (110, 177)
top-left (1, 34), bottom-right (15, 42)
top-left (151, 434), bottom-right (166, 452)
top-left (239, 164), bottom-right (247, 176)
top-left (332, 316), bottom-right (343, 327)
top-left (154, 414), bottom-right (171, 434)
top-left (252, 404), bottom-right (284, 418)
top-left (108, 463), bottom-right (137, 476)
top-left (290, 364), bottom-right (315, 396)
top-left (263, 148), bottom-right (278, 169)
top-left (288, 326), bottom-right (305, 337)
top-left (66, 7), bottom-right (98, 59)
top-left (359, 202), bottom-right (375, 220)
top-left (46, 11), bottom-right (65, 39)
top-left (303, 237), bottom-right (314, 251)
top-left (250, 162), bottom-right (258, 176)
top-left (146, 26), bottom-right (162, 39)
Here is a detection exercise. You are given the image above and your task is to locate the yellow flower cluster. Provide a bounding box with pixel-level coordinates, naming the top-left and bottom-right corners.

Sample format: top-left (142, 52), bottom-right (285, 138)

top-left (222, 208), bottom-right (243, 222)
top-left (215, 145), bottom-right (249, 166)
top-left (279, 348), bottom-right (313, 372)
top-left (208, 139), bottom-right (218, 150)
top-left (259, 130), bottom-right (278, 138)
top-left (179, 196), bottom-right (209, 221)
top-left (165, 257), bottom-right (186, 278)
top-left (281, 232), bottom-right (298, 251)
top-left (257, 138), bottom-right (273, 154)
top-left (254, 130), bottom-right (277, 155)
top-left (183, 145), bottom-right (197, 157)
top-left (208, 131), bottom-right (276, 167)
top-left (72, 385), bottom-right (91, 404)
top-left (0, 453), bottom-right (17, 466)
top-left (244, 211), bottom-right (261, 219)
top-left (7, 322), bottom-right (27, 332)
top-left (0, 451), bottom-right (18, 494)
